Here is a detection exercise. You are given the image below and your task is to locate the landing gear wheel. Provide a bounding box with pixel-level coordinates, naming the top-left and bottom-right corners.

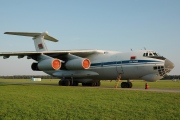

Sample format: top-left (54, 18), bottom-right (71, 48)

top-left (92, 82), bottom-right (96, 86)
top-left (82, 83), bottom-right (86, 86)
top-left (64, 80), bottom-right (70, 86)
top-left (82, 80), bottom-right (101, 87)
top-left (121, 82), bottom-right (126, 88)
top-left (88, 83), bottom-right (93, 86)
top-left (59, 80), bottom-right (66, 86)
top-left (59, 80), bottom-right (62, 86)
top-left (121, 82), bottom-right (133, 88)
top-left (96, 81), bottom-right (101, 86)
top-left (127, 82), bottom-right (132, 88)
top-left (72, 81), bottom-right (78, 86)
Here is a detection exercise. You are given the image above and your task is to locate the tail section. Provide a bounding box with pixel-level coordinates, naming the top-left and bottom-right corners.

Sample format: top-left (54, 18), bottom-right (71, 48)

top-left (33, 32), bottom-right (48, 52)
top-left (4, 32), bottom-right (58, 52)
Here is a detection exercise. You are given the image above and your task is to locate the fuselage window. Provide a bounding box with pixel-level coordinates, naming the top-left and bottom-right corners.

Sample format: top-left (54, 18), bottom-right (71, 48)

top-left (153, 66), bottom-right (157, 70)
top-left (146, 53), bottom-right (148, 56)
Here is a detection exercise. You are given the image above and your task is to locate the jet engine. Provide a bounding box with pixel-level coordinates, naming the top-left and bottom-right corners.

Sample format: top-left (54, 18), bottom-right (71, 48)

top-left (31, 58), bottom-right (61, 71)
top-left (65, 58), bottom-right (91, 70)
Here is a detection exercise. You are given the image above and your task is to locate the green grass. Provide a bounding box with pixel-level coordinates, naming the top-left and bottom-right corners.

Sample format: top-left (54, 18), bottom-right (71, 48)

top-left (102, 80), bottom-right (180, 89)
top-left (0, 79), bottom-right (179, 120)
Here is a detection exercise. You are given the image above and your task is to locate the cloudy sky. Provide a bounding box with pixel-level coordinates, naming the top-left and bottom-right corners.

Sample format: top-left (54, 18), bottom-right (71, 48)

top-left (0, 0), bottom-right (179, 75)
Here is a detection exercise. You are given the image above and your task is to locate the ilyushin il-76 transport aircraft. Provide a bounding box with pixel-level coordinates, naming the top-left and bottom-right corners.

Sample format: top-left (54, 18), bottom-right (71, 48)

top-left (0, 32), bottom-right (174, 88)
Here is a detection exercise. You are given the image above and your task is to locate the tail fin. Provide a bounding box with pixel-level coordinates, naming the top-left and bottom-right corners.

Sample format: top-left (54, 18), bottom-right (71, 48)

top-left (4, 32), bottom-right (58, 52)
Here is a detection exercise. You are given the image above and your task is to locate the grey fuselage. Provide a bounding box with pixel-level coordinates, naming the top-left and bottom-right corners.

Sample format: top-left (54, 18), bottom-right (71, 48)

top-left (45, 50), bottom-right (174, 82)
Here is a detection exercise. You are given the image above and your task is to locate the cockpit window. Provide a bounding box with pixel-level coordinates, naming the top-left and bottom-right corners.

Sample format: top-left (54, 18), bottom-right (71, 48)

top-left (149, 53), bottom-right (153, 56)
top-left (143, 51), bottom-right (160, 57)
top-left (153, 52), bottom-right (158, 56)
top-left (157, 53), bottom-right (161, 56)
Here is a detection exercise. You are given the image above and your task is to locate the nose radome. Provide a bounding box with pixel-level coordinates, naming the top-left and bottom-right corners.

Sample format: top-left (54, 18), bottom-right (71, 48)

top-left (165, 59), bottom-right (174, 69)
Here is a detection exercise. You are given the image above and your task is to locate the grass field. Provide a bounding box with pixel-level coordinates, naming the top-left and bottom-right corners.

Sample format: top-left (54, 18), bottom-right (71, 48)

top-left (0, 79), bottom-right (179, 120)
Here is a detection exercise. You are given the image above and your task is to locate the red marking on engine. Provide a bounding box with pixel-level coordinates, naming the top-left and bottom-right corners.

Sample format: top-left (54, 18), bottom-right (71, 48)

top-left (52, 59), bottom-right (61, 70)
top-left (82, 59), bottom-right (90, 69)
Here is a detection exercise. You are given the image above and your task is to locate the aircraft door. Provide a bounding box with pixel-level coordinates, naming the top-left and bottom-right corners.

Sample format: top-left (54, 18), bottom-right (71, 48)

top-left (116, 60), bottom-right (124, 74)
top-left (116, 57), bottom-right (124, 74)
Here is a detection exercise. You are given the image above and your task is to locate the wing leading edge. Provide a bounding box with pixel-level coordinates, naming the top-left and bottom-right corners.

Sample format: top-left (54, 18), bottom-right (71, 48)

top-left (0, 50), bottom-right (105, 59)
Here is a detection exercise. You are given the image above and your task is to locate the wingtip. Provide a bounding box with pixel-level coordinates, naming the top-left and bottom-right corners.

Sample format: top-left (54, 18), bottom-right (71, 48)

top-left (4, 32), bottom-right (14, 34)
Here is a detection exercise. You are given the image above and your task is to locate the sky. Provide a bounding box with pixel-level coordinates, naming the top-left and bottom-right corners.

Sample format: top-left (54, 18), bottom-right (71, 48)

top-left (0, 0), bottom-right (179, 75)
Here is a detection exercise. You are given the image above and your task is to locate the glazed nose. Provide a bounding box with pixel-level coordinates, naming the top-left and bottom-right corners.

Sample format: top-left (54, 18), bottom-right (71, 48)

top-left (165, 59), bottom-right (174, 70)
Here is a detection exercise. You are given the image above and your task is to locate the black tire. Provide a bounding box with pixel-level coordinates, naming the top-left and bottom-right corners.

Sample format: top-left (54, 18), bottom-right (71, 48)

top-left (64, 80), bottom-right (70, 86)
top-left (82, 83), bottom-right (86, 86)
top-left (61, 80), bottom-right (66, 86)
top-left (72, 81), bottom-right (78, 86)
top-left (58, 80), bottom-right (62, 86)
top-left (128, 82), bottom-right (132, 88)
top-left (96, 81), bottom-right (101, 86)
top-left (88, 83), bottom-right (93, 86)
top-left (121, 82), bottom-right (127, 88)
top-left (92, 82), bottom-right (96, 86)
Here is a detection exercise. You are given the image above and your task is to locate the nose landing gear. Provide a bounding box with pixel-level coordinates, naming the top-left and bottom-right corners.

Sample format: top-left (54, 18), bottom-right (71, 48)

top-left (114, 74), bottom-right (133, 88)
top-left (121, 82), bottom-right (132, 88)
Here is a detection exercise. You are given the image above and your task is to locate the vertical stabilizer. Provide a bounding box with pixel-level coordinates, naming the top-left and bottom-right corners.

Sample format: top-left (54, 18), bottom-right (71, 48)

top-left (33, 32), bottom-right (48, 52)
top-left (4, 31), bottom-right (59, 52)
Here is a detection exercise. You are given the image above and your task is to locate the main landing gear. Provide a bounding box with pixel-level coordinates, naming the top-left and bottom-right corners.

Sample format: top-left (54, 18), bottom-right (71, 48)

top-left (58, 78), bottom-right (78, 86)
top-left (58, 77), bottom-right (132, 88)
top-left (82, 80), bottom-right (101, 86)
top-left (58, 79), bottom-right (101, 87)
top-left (115, 74), bottom-right (133, 88)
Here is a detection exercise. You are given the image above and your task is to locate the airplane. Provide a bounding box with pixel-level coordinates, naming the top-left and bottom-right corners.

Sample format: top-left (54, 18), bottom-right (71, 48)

top-left (0, 32), bottom-right (174, 88)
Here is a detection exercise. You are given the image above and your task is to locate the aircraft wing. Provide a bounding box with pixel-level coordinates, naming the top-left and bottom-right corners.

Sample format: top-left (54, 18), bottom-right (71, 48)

top-left (1, 31), bottom-right (102, 76)
top-left (0, 50), bottom-right (105, 59)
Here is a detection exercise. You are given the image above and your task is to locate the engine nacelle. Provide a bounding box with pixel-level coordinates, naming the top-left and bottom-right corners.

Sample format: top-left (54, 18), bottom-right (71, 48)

top-left (31, 58), bottom-right (61, 71)
top-left (65, 58), bottom-right (91, 70)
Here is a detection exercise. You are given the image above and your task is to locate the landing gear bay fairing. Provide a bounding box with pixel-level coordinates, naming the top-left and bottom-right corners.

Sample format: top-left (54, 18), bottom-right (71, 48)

top-left (0, 32), bottom-right (174, 88)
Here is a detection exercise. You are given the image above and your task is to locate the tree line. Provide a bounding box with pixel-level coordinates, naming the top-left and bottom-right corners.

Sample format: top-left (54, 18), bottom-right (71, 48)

top-left (0, 75), bottom-right (58, 79)
top-left (0, 75), bottom-right (179, 80)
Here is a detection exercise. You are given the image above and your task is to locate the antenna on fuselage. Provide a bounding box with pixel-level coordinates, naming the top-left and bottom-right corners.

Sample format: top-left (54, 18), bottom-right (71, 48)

top-left (144, 47), bottom-right (146, 50)
top-left (131, 49), bottom-right (133, 51)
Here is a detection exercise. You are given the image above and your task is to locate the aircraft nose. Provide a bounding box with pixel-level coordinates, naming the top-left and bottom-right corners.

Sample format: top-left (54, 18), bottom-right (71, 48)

top-left (165, 59), bottom-right (174, 70)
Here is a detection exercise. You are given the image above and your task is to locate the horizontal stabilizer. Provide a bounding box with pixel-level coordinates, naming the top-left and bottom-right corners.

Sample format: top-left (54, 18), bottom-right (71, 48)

top-left (4, 32), bottom-right (58, 42)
